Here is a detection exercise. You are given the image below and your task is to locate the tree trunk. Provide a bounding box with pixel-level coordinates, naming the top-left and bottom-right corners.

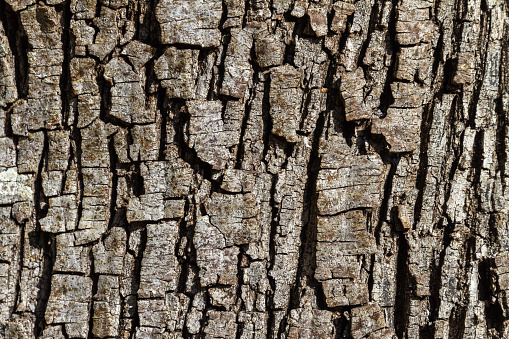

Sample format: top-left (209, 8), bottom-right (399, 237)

top-left (0, 0), bottom-right (507, 337)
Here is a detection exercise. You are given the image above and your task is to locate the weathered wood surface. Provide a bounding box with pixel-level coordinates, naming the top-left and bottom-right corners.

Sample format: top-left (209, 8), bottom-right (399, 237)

top-left (0, 0), bottom-right (508, 337)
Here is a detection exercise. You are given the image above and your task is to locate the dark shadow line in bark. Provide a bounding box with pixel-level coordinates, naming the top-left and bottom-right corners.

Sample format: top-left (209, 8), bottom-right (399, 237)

top-left (107, 135), bottom-right (119, 230)
top-left (171, 99), bottom-right (217, 188)
top-left (413, 101), bottom-right (434, 229)
top-left (0, 0), bottom-right (28, 97)
top-left (288, 108), bottom-right (327, 313)
top-left (32, 131), bottom-right (51, 337)
top-left (266, 174), bottom-right (278, 339)
top-left (57, 1), bottom-right (72, 128)
top-left (176, 199), bottom-right (191, 294)
top-left (495, 89), bottom-right (506, 188)
top-left (11, 215), bottom-right (26, 319)
top-left (87, 248), bottom-right (98, 339)
top-left (466, 0), bottom-right (490, 129)
top-left (479, 248), bottom-right (504, 335)
top-left (34, 234), bottom-right (54, 338)
top-left (157, 85), bottom-right (168, 161)
top-left (447, 235), bottom-right (472, 339)
top-left (394, 232), bottom-right (410, 339)
top-left (374, 155), bottom-right (399, 245)
top-left (261, 72), bottom-right (273, 167)
top-left (128, 223), bottom-right (148, 338)
top-left (377, 0), bottom-right (398, 116)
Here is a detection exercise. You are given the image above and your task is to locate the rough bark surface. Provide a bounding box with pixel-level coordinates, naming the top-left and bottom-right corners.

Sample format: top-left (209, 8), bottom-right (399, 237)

top-left (0, 0), bottom-right (508, 337)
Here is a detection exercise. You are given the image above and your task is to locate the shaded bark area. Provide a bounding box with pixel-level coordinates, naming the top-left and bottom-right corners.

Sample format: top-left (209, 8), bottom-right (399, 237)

top-left (0, 0), bottom-right (508, 338)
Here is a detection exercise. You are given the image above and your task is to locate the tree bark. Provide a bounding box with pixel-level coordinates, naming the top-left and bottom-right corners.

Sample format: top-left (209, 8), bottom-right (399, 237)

top-left (0, 0), bottom-right (507, 337)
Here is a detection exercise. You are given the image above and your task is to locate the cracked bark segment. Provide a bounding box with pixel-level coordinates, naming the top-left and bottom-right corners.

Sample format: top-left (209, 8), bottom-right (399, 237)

top-left (406, 233), bottom-right (439, 297)
top-left (129, 124), bottom-right (160, 161)
top-left (76, 167), bottom-right (112, 243)
top-left (0, 207), bottom-right (20, 321)
top-left (338, 0), bottom-right (374, 71)
top-left (221, 169), bottom-right (256, 193)
top-left (204, 310), bottom-right (238, 339)
top-left (307, 2), bottom-right (328, 37)
top-left (71, 0), bottom-right (97, 19)
top-left (154, 47), bottom-right (199, 100)
top-left (317, 146), bottom-right (384, 215)
top-left (92, 275), bottom-right (121, 338)
top-left (371, 107), bottom-right (422, 153)
top-left (475, 40), bottom-right (503, 128)
top-left (77, 93), bottom-right (102, 128)
top-left (254, 32), bottom-right (284, 68)
top-left (237, 312), bottom-right (268, 338)
top-left (186, 100), bottom-right (233, 170)
top-left (223, 0), bottom-right (244, 27)
top-left (40, 325), bottom-right (66, 339)
top-left (394, 43), bottom-right (433, 83)
top-left (395, 2), bottom-right (437, 46)
top-left (147, 160), bottom-right (193, 198)
top-left (70, 58), bottom-right (99, 96)
top-left (220, 28), bottom-right (253, 99)
top-left (321, 278), bottom-right (369, 308)
top-left (350, 303), bottom-right (394, 339)
top-left (17, 4), bottom-right (63, 132)
top-left (331, 1), bottom-right (356, 33)
top-left (186, 307), bottom-right (203, 335)
top-left (389, 82), bottom-right (429, 108)
top-left (269, 65), bottom-right (302, 143)
top-left (104, 57), bottom-right (154, 124)
top-left (126, 193), bottom-right (165, 222)
top-left (205, 192), bottom-right (261, 246)
top-left (436, 226), bottom-right (468, 322)
top-left (137, 293), bottom-right (189, 336)
top-left (294, 37), bottom-right (329, 89)
top-left (395, 20), bottom-right (436, 45)
top-left (155, 0), bottom-right (222, 48)
top-left (1, 0), bottom-right (507, 336)
top-left (138, 221), bottom-right (180, 298)
top-left (287, 308), bottom-right (335, 338)
top-left (47, 130), bottom-right (71, 171)
top-left (100, 0), bottom-right (128, 9)
top-left (0, 208), bottom-right (19, 265)
top-left (239, 78), bottom-right (265, 172)
top-left (0, 137), bottom-right (16, 168)
top-left (80, 119), bottom-right (116, 168)
top-left (41, 171), bottom-right (63, 197)
top-left (194, 216), bottom-right (239, 286)
top-left (416, 95), bottom-right (453, 231)
top-left (210, 286), bottom-right (237, 310)
top-left (39, 195), bottom-right (78, 233)
top-left (45, 274), bottom-right (93, 338)
top-left (300, 88), bottom-right (327, 134)
top-left (0, 21), bottom-right (17, 107)
top-left (53, 233), bottom-right (90, 273)
top-left (92, 227), bottom-right (126, 275)
top-left (0, 168), bottom-right (33, 205)
top-left (88, 6), bottom-right (120, 59)
top-left (315, 211), bottom-right (376, 279)
top-left (121, 40), bottom-right (154, 71)
top-left (269, 141), bottom-right (312, 314)
top-left (70, 18), bottom-right (94, 50)
top-left (340, 67), bottom-right (373, 121)
top-left (362, 29), bottom-right (390, 108)
top-left (493, 252), bottom-right (509, 317)
top-left (291, 0), bottom-right (308, 17)
top-left (127, 160), bottom-right (191, 222)
top-left (370, 222), bottom-right (398, 314)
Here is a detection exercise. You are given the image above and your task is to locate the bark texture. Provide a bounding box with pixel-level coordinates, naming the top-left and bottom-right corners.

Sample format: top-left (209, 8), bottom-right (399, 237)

top-left (0, 0), bottom-right (508, 337)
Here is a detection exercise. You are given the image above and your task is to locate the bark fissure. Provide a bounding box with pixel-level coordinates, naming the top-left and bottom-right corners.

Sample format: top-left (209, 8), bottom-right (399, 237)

top-left (1, 0), bottom-right (508, 337)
